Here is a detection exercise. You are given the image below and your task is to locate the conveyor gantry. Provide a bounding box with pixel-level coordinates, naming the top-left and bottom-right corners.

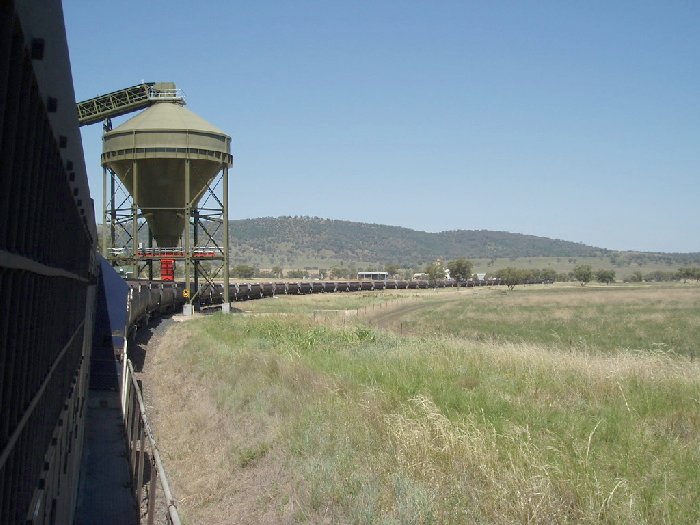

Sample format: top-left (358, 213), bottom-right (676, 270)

top-left (76, 82), bottom-right (184, 126)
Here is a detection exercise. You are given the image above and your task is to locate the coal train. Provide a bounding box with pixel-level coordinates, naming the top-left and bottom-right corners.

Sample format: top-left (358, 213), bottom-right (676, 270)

top-left (124, 277), bottom-right (504, 331)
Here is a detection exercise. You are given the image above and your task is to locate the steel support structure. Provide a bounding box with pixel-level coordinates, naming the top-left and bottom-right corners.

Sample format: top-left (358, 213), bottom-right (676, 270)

top-left (101, 166), bottom-right (149, 280)
top-left (102, 158), bottom-right (231, 314)
top-left (182, 161), bottom-right (231, 313)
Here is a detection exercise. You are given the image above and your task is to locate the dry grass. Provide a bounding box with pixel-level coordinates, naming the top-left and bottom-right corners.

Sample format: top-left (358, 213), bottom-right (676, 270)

top-left (141, 284), bottom-right (700, 523)
top-left (142, 329), bottom-right (303, 524)
top-left (391, 283), bottom-right (700, 356)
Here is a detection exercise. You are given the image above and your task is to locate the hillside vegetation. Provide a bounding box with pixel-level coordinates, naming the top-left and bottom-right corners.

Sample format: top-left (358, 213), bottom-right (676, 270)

top-left (231, 216), bottom-right (605, 266)
top-left (230, 216), bottom-right (700, 272)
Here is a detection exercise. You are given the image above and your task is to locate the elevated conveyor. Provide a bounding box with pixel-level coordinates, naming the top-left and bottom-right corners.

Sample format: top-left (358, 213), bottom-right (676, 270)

top-left (76, 82), bottom-right (184, 126)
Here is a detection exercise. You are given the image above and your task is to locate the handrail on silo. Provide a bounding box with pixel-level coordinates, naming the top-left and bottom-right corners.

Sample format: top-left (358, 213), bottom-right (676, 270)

top-left (147, 87), bottom-right (185, 102)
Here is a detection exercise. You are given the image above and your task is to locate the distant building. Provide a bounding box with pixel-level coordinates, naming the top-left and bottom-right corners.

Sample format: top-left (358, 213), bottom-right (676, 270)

top-left (358, 271), bottom-right (388, 281)
top-left (412, 272), bottom-right (429, 280)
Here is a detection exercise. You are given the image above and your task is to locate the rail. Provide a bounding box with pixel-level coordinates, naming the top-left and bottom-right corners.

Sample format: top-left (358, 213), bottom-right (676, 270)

top-left (109, 247), bottom-right (220, 257)
top-left (147, 87), bottom-right (184, 101)
top-left (122, 356), bottom-right (181, 525)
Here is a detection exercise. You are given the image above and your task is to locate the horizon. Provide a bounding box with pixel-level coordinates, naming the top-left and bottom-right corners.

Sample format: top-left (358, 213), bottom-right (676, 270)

top-left (65, 2), bottom-right (699, 253)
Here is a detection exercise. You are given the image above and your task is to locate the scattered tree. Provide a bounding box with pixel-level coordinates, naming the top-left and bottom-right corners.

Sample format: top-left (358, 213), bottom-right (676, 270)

top-left (495, 267), bottom-right (528, 290)
top-left (540, 268), bottom-right (557, 283)
top-left (271, 265), bottom-right (283, 278)
top-left (330, 266), bottom-right (349, 279)
top-left (573, 264), bottom-right (593, 286)
top-left (287, 269), bottom-right (305, 279)
top-left (644, 271), bottom-right (678, 282)
top-left (595, 269), bottom-right (616, 285)
top-left (385, 263), bottom-right (401, 277)
top-left (678, 266), bottom-right (700, 283)
top-left (231, 264), bottom-right (256, 279)
top-left (447, 258), bottom-right (473, 282)
top-left (626, 270), bottom-right (643, 283)
top-left (424, 261), bottom-right (445, 285)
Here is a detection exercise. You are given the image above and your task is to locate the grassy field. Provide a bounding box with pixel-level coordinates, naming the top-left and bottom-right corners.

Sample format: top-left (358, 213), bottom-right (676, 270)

top-left (374, 283), bottom-right (700, 357)
top-left (238, 290), bottom-right (417, 315)
top-left (145, 282), bottom-right (700, 524)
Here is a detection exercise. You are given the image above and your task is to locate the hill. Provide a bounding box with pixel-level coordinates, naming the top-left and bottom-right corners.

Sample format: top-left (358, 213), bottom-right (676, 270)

top-left (228, 217), bottom-right (700, 274)
top-left (230, 216), bottom-right (611, 268)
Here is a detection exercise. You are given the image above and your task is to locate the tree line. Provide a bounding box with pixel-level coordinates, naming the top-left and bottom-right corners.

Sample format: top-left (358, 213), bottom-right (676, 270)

top-left (231, 260), bottom-right (700, 285)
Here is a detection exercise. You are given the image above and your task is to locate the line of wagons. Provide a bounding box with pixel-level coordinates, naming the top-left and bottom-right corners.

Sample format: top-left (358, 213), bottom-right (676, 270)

top-left (197, 278), bottom-right (509, 305)
top-left (125, 278), bottom-right (506, 329)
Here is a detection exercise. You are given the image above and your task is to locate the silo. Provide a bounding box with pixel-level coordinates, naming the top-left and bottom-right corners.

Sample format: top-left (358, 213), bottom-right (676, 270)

top-left (102, 100), bottom-right (231, 247)
top-left (101, 95), bottom-right (233, 313)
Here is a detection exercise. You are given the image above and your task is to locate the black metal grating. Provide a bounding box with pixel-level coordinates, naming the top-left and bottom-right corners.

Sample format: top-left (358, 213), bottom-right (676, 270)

top-left (0, 2), bottom-right (93, 521)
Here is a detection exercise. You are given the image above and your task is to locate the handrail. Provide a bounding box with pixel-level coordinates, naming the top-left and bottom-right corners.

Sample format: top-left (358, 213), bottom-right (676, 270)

top-left (122, 356), bottom-right (181, 525)
top-left (109, 247), bottom-right (223, 257)
top-left (147, 87), bottom-right (185, 101)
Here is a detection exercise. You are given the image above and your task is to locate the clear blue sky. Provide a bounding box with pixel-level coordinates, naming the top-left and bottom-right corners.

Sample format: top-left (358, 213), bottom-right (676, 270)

top-left (64, 1), bottom-right (699, 253)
